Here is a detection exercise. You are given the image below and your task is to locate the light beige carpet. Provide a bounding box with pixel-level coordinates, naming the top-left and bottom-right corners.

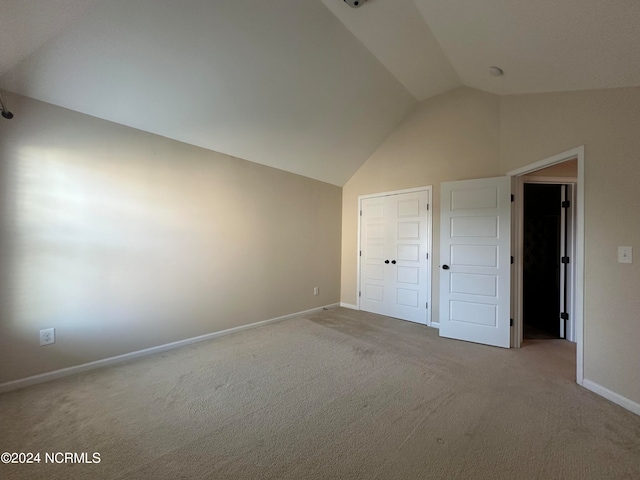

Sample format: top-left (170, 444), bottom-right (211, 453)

top-left (1, 307), bottom-right (639, 479)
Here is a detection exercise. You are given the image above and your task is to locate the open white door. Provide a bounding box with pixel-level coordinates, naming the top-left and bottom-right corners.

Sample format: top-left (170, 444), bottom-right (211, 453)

top-left (439, 176), bottom-right (511, 348)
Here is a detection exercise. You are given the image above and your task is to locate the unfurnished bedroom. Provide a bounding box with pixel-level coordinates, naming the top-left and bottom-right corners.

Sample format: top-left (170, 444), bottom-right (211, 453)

top-left (1, 1), bottom-right (639, 479)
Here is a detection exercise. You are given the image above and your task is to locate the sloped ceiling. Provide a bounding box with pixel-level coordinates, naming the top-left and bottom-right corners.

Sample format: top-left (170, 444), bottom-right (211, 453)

top-left (413, 0), bottom-right (640, 95)
top-left (2, 0), bottom-right (639, 185)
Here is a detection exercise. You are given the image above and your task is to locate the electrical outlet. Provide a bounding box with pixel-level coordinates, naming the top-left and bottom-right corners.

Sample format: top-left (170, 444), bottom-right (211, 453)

top-left (313, 286), bottom-right (319, 296)
top-left (40, 328), bottom-right (55, 346)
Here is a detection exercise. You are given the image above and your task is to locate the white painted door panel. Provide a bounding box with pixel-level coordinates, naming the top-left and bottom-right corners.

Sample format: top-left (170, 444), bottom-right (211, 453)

top-left (439, 177), bottom-right (511, 347)
top-left (361, 197), bottom-right (387, 311)
top-left (360, 191), bottom-right (429, 324)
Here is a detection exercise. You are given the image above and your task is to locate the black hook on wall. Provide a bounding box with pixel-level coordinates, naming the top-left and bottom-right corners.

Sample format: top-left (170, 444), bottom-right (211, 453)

top-left (0, 91), bottom-right (14, 119)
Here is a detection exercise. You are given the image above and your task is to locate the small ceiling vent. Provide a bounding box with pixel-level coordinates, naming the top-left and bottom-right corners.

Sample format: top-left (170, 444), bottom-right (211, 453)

top-left (343, 0), bottom-right (367, 8)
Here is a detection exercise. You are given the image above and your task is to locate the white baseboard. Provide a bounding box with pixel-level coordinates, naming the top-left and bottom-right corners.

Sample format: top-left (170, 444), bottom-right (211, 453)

top-left (582, 378), bottom-right (640, 416)
top-left (0, 303), bottom-right (340, 394)
top-left (340, 302), bottom-right (359, 310)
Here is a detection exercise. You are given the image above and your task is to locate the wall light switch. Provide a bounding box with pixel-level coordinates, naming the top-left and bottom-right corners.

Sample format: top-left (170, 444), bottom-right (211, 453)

top-left (618, 246), bottom-right (632, 264)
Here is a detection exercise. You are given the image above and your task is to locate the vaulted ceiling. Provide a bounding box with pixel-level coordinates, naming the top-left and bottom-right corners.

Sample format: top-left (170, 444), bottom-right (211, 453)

top-left (2, 0), bottom-right (639, 185)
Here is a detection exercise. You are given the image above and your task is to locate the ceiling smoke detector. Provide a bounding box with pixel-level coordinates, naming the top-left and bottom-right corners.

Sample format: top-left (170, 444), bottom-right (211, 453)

top-left (344, 0), bottom-right (367, 8)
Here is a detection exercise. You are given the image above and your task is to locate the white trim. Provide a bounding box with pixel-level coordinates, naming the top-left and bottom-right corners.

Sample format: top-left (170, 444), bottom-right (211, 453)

top-left (519, 175), bottom-right (577, 184)
top-left (508, 145), bottom-right (585, 386)
top-left (356, 198), bottom-right (362, 311)
top-left (340, 302), bottom-right (359, 310)
top-left (507, 146), bottom-right (583, 176)
top-left (576, 150), bottom-right (585, 385)
top-left (357, 186), bottom-right (433, 326)
top-left (0, 304), bottom-right (339, 394)
top-left (582, 379), bottom-right (640, 417)
top-left (426, 188), bottom-right (433, 326)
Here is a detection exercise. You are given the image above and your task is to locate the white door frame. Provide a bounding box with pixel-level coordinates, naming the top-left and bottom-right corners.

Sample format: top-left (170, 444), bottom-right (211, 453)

top-left (356, 186), bottom-right (434, 326)
top-left (507, 146), bottom-right (585, 385)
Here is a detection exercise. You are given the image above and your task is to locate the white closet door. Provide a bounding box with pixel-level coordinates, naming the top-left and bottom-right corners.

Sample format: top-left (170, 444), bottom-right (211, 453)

top-left (360, 190), bottom-right (429, 325)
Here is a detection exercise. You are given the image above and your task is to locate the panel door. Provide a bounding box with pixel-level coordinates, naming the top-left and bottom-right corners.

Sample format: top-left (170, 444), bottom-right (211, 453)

top-left (439, 177), bottom-right (511, 347)
top-left (360, 196), bottom-right (389, 316)
top-left (360, 190), bottom-right (429, 324)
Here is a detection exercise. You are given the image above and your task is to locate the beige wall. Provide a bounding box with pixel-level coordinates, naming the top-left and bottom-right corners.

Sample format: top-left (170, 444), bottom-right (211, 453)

top-left (524, 158), bottom-right (577, 177)
top-left (343, 85), bottom-right (640, 408)
top-left (500, 87), bottom-right (640, 406)
top-left (3, 84), bottom-right (638, 411)
top-left (0, 93), bottom-right (342, 384)
top-left (341, 87), bottom-right (501, 313)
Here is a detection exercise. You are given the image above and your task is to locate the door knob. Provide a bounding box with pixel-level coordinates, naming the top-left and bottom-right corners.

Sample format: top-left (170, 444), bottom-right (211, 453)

top-left (391, 260), bottom-right (396, 264)
top-left (384, 260), bottom-right (390, 264)
top-left (442, 265), bottom-right (450, 270)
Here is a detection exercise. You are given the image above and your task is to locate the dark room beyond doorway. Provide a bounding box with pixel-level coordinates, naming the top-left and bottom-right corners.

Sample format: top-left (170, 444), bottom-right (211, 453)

top-left (523, 183), bottom-right (565, 339)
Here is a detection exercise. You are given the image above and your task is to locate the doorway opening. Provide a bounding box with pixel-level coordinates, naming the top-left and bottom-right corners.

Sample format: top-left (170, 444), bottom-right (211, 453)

top-left (508, 146), bottom-right (584, 384)
top-left (522, 183), bottom-right (572, 340)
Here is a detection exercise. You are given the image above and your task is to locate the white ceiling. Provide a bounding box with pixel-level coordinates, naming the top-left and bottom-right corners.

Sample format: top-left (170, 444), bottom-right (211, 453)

top-left (413, 0), bottom-right (640, 95)
top-left (2, 0), bottom-right (639, 186)
top-left (321, 0), bottom-right (461, 100)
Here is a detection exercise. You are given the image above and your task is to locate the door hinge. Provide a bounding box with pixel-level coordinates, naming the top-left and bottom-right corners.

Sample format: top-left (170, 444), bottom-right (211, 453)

top-left (511, 256), bottom-right (514, 264)
top-left (511, 194), bottom-right (515, 202)
top-left (560, 312), bottom-right (569, 320)
top-left (561, 257), bottom-right (570, 264)
top-left (359, 291), bottom-right (361, 297)
top-left (359, 250), bottom-right (362, 257)
top-left (510, 318), bottom-right (514, 326)
top-left (426, 204), bottom-right (430, 211)
top-left (561, 200), bottom-right (571, 208)
top-left (426, 302), bottom-right (428, 309)
top-left (360, 210), bottom-right (362, 216)
top-left (426, 253), bottom-right (429, 260)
